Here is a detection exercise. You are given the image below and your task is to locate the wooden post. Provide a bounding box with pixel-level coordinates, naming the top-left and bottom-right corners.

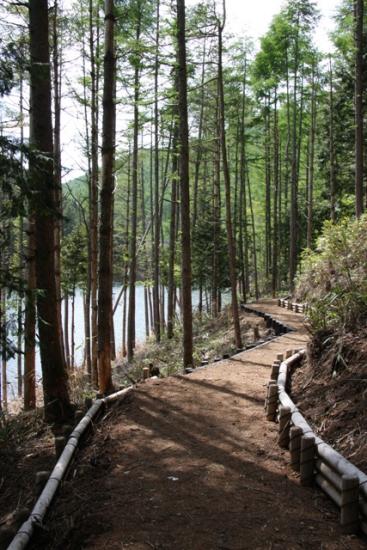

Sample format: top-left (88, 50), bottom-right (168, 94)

top-left (340, 475), bottom-right (359, 533)
top-left (266, 382), bottom-right (278, 421)
top-left (270, 361), bottom-right (280, 381)
top-left (277, 298), bottom-right (281, 306)
top-left (290, 426), bottom-right (303, 471)
top-left (278, 405), bottom-right (291, 448)
top-left (287, 300), bottom-right (292, 310)
top-left (300, 434), bottom-right (315, 486)
top-left (143, 367), bottom-right (150, 380)
top-left (264, 380), bottom-right (273, 409)
top-left (285, 349), bottom-right (292, 359)
top-left (276, 353), bottom-right (284, 362)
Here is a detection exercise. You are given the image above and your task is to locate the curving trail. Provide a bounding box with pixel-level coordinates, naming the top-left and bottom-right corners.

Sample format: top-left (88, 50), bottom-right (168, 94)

top-left (34, 300), bottom-right (365, 550)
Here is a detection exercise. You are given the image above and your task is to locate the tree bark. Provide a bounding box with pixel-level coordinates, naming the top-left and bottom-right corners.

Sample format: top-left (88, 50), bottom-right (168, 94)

top-left (212, 92), bottom-right (220, 318)
top-left (167, 116), bottom-right (178, 339)
top-left (238, 66), bottom-right (249, 303)
top-left (264, 97), bottom-right (271, 290)
top-left (354, 0), bottom-right (364, 217)
top-left (153, 0), bottom-right (161, 342)
top-left (192, 37), bottom-right (207, 228)
top-left (127, 5), bottom-right (142, 361)
top-left (176, 0), bottom-right (193, 368)
top-left (272, 89), bottom-right (279, 297)
top-left (1, 291), bottom-right (8, 412)
top-left (29, 0), bottom-right (72, 424)
top-left (307, 62), bottom-right (316, 248)
top-left (52, 0), bottom-right (66, 373)
top-left (89, 0), bottom-right (100, 386)
top-left (217, 10), bottom-right (242, 349)
top-left (329, 56), bottom-right (336, 222)
top-left (24, 216), bottom-right (36, 410)
top-left (97, 0), bottom-right (116, 394)
top-left (81, 8), bottom-right (92, 377)
top-left (289, 28), bottom-right (299, 289)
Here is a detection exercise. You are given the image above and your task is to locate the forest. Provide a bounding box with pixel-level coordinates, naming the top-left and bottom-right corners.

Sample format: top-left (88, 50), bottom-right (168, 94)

top-left (0, 0), bottom-right (365, 423)
top-left (1, 0), bottom-right (367, 547)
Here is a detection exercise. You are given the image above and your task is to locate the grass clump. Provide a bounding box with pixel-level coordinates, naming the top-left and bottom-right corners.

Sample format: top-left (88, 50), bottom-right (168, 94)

top-left (296, 214), bottom-right (367, 333)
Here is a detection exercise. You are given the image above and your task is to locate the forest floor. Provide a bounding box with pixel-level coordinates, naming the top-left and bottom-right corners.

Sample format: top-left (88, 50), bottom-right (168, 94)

top-left (21, 301), bottom-right (365, 549)
top-left (0, 307), bottom-right (269, 549)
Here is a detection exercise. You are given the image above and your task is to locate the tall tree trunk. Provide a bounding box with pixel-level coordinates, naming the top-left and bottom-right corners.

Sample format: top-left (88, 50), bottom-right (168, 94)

top-left (329, 56), bottom-right (336, 222)
top-left (247, 167), bottom-right (259, 300)
top-left (141, 148), bottom-right (150, 338)
top-left (289, 33), bottom-right (299, 289)
top-left (97, 0), bottom-right (116, 394)
top-left (52, 0), bottom-right (66, 371)
top-left (1, 291), bottom-right (8, 412)
top-left (64, 294), bottom-right (70, 368)
top-left (307, 63), bottom-right (316, 248)
top-left (153, 0), bottom-right (161, 342)
top-left (176, 0), bottom-right (193, 368)
top-left (81, 9), bottom-right (92, 377)
top-left (283, 53), bottom-right (291, 283)
top-left (89, 0), bottom-right (100, 386)
top-left (239, 60), bottom-right (249, 303)
top-left (71, 286), bottom-right (75, 368)
top-left (217, 10), bottom-right (242, 349)
top-left (167, 117), bottom-right (178, 339)
top-left (24, 216), bottom-right (36, 410)
top-left (355, 0), bottom-right (364, 217)
top-left (122, 149), bottom-right (131, 357)
top-left (192, 37), bottom-right (207, 228)
top-left (212, 93), bottom-right (220, 318)
top-left (272, 90), bottom-right (279, 297)
top-left (264, 97), bottom-right (271, 289)
top-left (127, 6), bottom-right (141, 362)
top-left (29, 0), bottom-right (72, 423)
top-left (18, 72), bottom-right (25, 398)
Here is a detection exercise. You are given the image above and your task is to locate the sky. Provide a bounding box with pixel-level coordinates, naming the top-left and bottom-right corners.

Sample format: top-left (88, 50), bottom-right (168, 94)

top-left (186, 0), bottom-right (340, 52)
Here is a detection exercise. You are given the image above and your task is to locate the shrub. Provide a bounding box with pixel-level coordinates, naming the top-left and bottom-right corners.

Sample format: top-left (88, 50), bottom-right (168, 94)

top-left (295, 215), bottom-right (367, 332)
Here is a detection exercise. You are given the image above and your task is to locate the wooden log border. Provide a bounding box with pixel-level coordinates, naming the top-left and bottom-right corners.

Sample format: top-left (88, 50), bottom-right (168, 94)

top-left (7, 387), bottom-right (133, 550)
top-left (241, 304), bottom-right (294, 336)
top-left (277, 297), bottom-right (307, 314)
top-left (267, 347), bottom-right (367, 536)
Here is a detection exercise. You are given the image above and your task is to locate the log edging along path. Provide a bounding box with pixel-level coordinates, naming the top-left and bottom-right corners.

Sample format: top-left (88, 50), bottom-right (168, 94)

top-left (263, 313), bottom-right (367, 537)
top-left (7, 388), bottom-right (134, 550)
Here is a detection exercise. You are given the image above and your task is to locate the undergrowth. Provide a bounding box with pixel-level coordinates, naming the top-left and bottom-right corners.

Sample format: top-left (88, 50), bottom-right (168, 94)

top-left (296, 214), bottom-right (367, 334)
top-left (113, 307), bottom-right (264, 387)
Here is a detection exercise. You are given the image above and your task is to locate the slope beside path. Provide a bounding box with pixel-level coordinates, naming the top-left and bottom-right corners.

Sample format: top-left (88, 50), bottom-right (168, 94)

top-left (33, 300), bottom-right (365, 550)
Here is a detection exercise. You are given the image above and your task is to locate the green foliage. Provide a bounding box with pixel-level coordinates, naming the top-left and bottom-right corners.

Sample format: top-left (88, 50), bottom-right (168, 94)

top-left (191, 209), bottom-right (229, 290)
top-left (61, 227), bottom-right (88, 294)
top-left (296, 215), bottom-right (367, 332)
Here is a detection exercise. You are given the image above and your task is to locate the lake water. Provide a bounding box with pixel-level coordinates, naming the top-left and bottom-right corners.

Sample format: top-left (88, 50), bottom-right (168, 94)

top-left (5, 286), bottom-right (230, 400)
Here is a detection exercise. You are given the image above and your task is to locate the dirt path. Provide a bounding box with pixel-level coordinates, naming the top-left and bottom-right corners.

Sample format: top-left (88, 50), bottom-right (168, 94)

top-left (33, 300), bottom-right (365, 549)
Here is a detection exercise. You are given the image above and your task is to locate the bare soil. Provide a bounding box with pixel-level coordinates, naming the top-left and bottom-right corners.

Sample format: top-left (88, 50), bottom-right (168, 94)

top-left (292, 328), bottom-right (367, 472)
top-left (0, 309), bottom-right (268, 549)
top-left (0, 410), bottom-right (55, 547)
top-left (24, 301), bottom-right (365, 549)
